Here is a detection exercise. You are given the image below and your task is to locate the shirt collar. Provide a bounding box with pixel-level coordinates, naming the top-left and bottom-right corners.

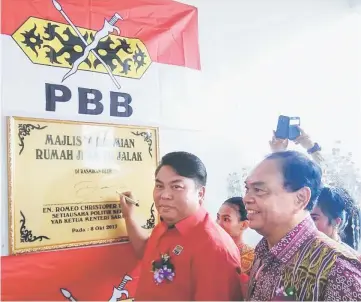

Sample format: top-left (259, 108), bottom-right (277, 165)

top-left (255, 215), bottom-right (317, 264)
top-left (159, 206), bottom-right (207, 236)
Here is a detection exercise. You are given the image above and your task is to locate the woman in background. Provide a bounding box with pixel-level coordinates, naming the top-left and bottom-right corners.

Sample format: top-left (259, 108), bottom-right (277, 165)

top-left (216, 197), bottom-right (255, 275)
top-left (311, 186), bottom-right (361, 253)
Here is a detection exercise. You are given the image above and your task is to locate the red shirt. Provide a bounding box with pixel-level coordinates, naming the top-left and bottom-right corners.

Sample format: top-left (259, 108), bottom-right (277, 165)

top-left (135, 207), bottom-right (242, 301)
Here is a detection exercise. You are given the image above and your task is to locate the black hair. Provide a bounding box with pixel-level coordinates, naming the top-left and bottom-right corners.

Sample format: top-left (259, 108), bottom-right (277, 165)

top-left (155, 151), bottom-right (207, 187)
top-left (223, 197), bottom-right (248, 221)
top-left (316, 186), bottom-right (361, 250)
top-left (266, 151), bottom-right (323, 211)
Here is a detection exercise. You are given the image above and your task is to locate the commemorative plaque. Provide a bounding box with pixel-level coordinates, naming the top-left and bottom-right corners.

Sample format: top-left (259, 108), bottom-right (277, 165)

top-left (8, 116), bottom-right (159, 254)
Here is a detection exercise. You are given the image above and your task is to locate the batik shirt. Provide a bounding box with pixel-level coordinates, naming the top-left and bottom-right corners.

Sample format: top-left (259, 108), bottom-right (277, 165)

top-left (248, 216), bottom-right (361, 301)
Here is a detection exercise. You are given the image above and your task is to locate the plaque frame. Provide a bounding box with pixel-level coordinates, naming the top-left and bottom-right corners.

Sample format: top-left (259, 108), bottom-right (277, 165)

top-left (7, 116), bottom-right (160, 254)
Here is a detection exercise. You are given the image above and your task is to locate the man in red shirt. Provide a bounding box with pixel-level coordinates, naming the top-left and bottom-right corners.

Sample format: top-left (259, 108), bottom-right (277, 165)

top-left (120, 151), bottom-right (242, 301)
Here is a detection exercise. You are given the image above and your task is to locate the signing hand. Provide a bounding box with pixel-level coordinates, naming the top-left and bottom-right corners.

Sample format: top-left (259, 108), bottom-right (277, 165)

top-left (119, 191), bottom-right (136, 219)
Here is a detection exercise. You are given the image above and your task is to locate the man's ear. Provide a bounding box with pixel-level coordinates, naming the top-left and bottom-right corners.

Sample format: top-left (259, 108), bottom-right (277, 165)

top-left (295, 187), bottom-right (311, 210)
top-left (333, 217), bottom-right (342, 227)
top-left (198, 186), bottom-right (206, 205)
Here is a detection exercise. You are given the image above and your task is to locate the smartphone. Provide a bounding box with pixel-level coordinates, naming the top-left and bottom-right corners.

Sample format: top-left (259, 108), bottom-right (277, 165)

top-left (275, 115), bottom-right (301, 140)
top-left (275, 115), bottom-right (290, 139)
top-left (288, 117), bottom-right (300, 140)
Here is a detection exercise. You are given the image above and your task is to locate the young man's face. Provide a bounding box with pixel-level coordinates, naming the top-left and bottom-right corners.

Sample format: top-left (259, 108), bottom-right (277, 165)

top-left (153, 165), bottom-right (205, 225)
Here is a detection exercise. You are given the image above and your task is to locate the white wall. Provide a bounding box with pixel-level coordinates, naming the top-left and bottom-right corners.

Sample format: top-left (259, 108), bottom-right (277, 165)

top-left (177, 0), bottom-right (361, 246)
top-left (2, 0), bottom-right (361, 254)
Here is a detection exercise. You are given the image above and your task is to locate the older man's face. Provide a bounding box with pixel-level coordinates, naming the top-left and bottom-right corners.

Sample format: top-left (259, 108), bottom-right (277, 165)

top-left (243, 159), bottom-right (299, 237)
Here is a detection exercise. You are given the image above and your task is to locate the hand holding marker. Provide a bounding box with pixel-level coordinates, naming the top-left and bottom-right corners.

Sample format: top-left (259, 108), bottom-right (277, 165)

top-left (116, 191), bottom-right (140, 207)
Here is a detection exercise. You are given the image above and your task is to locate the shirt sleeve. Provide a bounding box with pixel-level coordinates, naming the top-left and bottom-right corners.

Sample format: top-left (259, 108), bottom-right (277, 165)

top-left (323, 257), bottom-right (361, 301)
top-left (191, 242), bottom-right (243, 301)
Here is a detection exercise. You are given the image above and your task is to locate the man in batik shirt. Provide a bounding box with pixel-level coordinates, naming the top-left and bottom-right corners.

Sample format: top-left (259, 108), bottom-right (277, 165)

top-left (244, 151), bottom-right (361, 301)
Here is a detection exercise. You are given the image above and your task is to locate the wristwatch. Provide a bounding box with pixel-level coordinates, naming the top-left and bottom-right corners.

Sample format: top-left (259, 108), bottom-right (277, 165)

top-left (307, 143), bottom-right (321, 154)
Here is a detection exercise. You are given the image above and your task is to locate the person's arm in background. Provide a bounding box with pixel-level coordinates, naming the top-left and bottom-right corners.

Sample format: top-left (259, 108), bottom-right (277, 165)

top-left (293, 127), bottom-right (347, 188)
top-left (294, 126), bottom-right (324, 164)
top-left (269, 128), bottom-right (324, 164)
top-left (269, 126), bottom-right (343, 189)
top-left (269, 130), bottom-right (289, 153)
top-left (119, 191), bottom-right (150, 259)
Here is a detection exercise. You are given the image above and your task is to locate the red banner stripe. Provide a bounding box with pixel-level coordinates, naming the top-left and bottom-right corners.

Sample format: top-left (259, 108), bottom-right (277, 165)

top-left (1, 243), bottom-right (140, 301)
top-left (1, 0), bottom-right (200, 70)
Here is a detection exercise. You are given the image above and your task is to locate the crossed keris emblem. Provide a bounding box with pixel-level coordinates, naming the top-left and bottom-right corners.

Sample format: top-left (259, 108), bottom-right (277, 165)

top-left (53, 0), bottom-right (122, 89)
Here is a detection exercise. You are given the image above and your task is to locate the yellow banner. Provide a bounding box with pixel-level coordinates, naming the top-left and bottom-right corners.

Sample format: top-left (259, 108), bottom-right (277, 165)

top-left (8, 117), bottom-right (159, 254)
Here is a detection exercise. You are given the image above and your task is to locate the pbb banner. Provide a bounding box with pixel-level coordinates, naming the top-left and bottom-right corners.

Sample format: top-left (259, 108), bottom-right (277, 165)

top-left (0, 0), bottom-right (200, 121)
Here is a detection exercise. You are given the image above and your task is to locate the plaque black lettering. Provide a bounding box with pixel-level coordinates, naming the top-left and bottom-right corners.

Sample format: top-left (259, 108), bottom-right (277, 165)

top-left (72, 227), bottom-right (85, 233)
top-left (76, 150), bottom-right (82, 160)
top-left (45, 135), bottom-right (82, 146)
top-left (43, 207), bottom-right (51, 213)
top-left (64, 217), bottom-right (83, 223)
top-left (90, 210), bottom-right (111, 216)
top-left (113, 138), bottom-right (135, 148)
top-left (57, 212), bottom-right (88, 218)
top-left (36, 149), bottom-right (73, 160)
top-left (55, 206), bottom-right (79, 212)
top-left (117, 151), bottom-right (142, 161)
top-left (110, 92), bottom-right (133, 117)
top-left (78, 88), bottom-right (103, 115)
top-left (45, 83), bottom-right (72, 112)
top-left (84, 216), bottom-right (110, 222)
top-left (51, 219), bottom-right (62, 224)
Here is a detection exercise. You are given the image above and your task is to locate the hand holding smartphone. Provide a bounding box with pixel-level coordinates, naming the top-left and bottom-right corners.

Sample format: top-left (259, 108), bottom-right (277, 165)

top-left (275, 115), bottom-right (301, 140)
